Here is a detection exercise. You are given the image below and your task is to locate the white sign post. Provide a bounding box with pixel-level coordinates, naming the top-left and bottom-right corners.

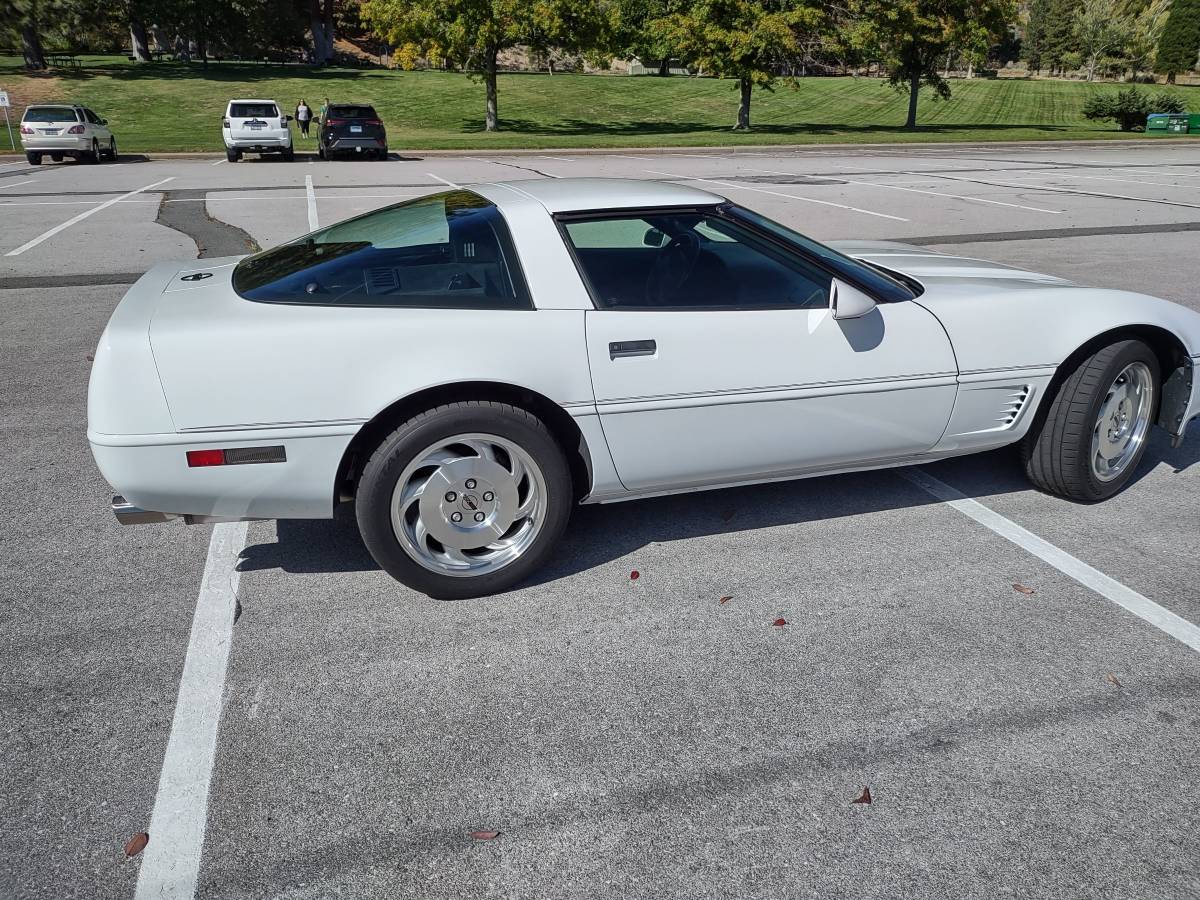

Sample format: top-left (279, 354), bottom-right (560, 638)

top-left (0, 91), bottom-right (13, 151)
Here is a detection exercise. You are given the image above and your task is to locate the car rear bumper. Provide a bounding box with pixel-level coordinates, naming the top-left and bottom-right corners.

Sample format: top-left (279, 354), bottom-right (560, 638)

top-left (224, 135), bottom-right (291, 150)
top-left (326, 137), bottom-right (385, 152)
top-left (21, 136), bottom-right (91, 152)
top-left (90, 425), bottom-right (356, 522)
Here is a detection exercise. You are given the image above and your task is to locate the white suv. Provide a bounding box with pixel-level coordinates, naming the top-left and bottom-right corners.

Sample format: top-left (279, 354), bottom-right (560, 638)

top-left (222, 99), bottom-right (294, 162)
top-left (20, 104), bottom-right (117, 165)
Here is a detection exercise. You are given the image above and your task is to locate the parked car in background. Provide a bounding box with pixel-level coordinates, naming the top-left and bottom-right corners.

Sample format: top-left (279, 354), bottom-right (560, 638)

top-left (222, 99), bottom-right (294, 162)
top-left (318, 103), bottom-right (387, 160)
top-left (20, 105), bottom-right (117, 165)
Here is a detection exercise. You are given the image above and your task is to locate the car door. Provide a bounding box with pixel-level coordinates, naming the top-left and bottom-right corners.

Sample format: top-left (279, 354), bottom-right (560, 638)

top-left (562, 209), bottom-right (959, 492)
top-left (85, 109), bottom-right (110, 143)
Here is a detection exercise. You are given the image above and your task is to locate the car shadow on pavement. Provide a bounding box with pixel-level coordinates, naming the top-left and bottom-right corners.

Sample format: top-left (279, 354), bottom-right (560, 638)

top-left (236, 431), bottom-right (1199, 586)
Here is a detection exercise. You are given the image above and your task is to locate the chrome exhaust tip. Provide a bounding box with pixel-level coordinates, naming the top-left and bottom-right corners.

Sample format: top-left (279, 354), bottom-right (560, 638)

top-left (111, 495), bottom-right (176, 525)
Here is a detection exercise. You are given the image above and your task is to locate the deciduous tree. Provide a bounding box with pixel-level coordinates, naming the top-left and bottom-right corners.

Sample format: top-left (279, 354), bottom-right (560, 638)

top-left (1073, 0), bottom-right (1131, 79)
top-left (852, 0), bottom-right (1013, 129)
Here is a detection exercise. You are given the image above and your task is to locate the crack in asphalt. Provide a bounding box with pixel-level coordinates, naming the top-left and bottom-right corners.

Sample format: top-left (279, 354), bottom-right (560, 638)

top-left (155, 189), bottom-right (259, 259)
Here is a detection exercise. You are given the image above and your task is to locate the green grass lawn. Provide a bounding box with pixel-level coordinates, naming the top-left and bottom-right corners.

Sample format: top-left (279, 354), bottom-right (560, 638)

top-left (2, 54), bottom-right (1198, 151)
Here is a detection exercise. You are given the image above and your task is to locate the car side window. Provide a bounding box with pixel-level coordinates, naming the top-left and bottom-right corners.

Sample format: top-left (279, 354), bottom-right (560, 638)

top-left (561, 211), bottom-right (832, 310)
top-left (233, 190), bottom-right (532, 310)
top-left (84, 109), bottom-right (100, 124)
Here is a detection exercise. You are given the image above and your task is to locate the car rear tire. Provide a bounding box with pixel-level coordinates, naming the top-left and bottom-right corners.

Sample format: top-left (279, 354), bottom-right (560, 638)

top-left (88, 140), bottom-right (101, 164)
top-left (282, 145), bottom-right (294, 162)
top-left (225, 148), bottom-right (239, 162)
top-left (105, 138), bottom-right (118, 161)
top-left (377, 146), bottom-right (388, 160)
top-left (355, 401), bottom-right (573, 599)
top-left (1022, 339), bottom-right (1159, 502)
top-left (26, 152), bottom-right (42, 165)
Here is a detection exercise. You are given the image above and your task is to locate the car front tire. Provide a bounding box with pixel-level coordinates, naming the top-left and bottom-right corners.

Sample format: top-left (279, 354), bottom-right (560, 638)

top-left (355, 401), bottom-right (573, 599)
top-left (105, 138), bottom-right (118, 161)
top-left (88, 140), bottom-right (101, 163)
top-left (1022, 339), bottom-right (1160, 501)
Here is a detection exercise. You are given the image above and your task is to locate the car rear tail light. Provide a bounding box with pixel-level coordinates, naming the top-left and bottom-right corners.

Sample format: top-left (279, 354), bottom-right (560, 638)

top-left (365, 119), bottom-right (382, 126)
top-left (20, 125), bottom-right (33, 134)
top-left (67, 124), bottom-right (85, 134)
top-left (325, 118), bottom-right (344, 126)
top-left (222, 117), bottom-right (230, 128)
top-left (187, 446), bottom-right (287, 467)
top-left (280, 117), bottom-right (287, 127)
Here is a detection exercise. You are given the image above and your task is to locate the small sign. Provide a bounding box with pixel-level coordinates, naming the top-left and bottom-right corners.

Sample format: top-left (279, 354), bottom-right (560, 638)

top-left (0, 91), bottom-right (9, 108)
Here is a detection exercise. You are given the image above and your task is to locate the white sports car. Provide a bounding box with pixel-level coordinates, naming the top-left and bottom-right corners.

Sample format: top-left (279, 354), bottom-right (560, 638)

top-left (89, 178), bottom-right (1200, 598)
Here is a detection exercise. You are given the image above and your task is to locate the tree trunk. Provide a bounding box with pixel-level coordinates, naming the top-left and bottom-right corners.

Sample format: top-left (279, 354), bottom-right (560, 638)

top-left (734, 76), bottom-right (751, 130)
top-left (321, 0), bottom-right (336, 62)
top-left (1086, 54), bottom-right (1097, 81)
top-left (485, 48), bottom-right (499, 131)
top-left (1166, 71), bottom-right (1175, 84)
top-left (21, 22), bottom-right (46, 70)
top-left (905, 72), bottom-right (920, 128)
top-left (658, 58), bottom-right (670, 76)
top-left (966, 60), bottom-right (974, 78)
top-left (130, 19), bottom-right (152, 62)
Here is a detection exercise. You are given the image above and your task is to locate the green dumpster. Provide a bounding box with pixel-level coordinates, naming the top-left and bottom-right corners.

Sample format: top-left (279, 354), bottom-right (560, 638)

top-left (1147, 113), bottom-right (1170, 132)
top-left (1167, 114), bottom-right (1189, 133)
top-left (1189, 114), bottom-right (1200, 134)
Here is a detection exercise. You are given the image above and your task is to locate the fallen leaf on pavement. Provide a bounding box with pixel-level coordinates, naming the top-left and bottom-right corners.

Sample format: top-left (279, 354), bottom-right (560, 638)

top-left (630, 570), bottom-right (640, 581)
top-left (85, 353), bottom-right (95, 362)
top-left (719, 595), bottom-right (733, 604)
top-left (471, 830), bottom-right (500, 841)
top-left (1106, 672), bottom-right (1122, 689)
top-left (124, 832), bottom-right (149, 858)
top-left (1013, 584), bottom-right (1035, 595)
top-left (772, 617), bottom-right (787, 627)
top-left (852, 787), bottom-right (872, 805)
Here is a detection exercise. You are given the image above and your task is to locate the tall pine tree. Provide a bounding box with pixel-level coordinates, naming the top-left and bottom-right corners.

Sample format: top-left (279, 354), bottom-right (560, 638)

top-left (1156, 0), bottom-right (1200, 81)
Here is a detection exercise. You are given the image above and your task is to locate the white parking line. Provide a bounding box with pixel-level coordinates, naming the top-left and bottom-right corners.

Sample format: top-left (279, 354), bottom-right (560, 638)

top-left (1021, 170), bottom-right (1200, 190)
top-left (0, 179), bottom-right (36, 191)
top-left (211, 159), bottom-right (226, 166)
top-left (646, 169), bottom-right (909, 222)
top-left (743, 165), bottom-right (1062, 214)
top-left (426, 172), bottom-right (459, 188)
top-left (901, 469), bottom-right (1200, 654)
top-left (915, 171), bottom-right (1200, 211)
top-left (4, 177), bottom-right (174, 257)
top-left (305, 174), bottom-right (319, 230)
top-left (539, 155), bottom-right (574, 162)
top-left (133, 522), bottom-right (250, 900)
top-left (0, 160), bottom-right (27, 168)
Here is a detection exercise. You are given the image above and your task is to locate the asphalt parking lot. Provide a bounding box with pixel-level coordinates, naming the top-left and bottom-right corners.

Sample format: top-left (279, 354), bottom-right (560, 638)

top-left (3, 141), bottom-right (1200, 900)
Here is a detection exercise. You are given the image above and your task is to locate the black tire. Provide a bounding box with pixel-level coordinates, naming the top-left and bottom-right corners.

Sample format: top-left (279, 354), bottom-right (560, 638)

top-left (282, 145), bottom-right (295, 162)
top-left (106, 138), bottom-right (117, 161)
top-left (88, 140), bottom-right (101, 163)
top-left (318, 144), bottom-right (326, 160)
top-left (355, 401), bottom-right (573, 599)
top-left (1022, 339), bottom-right (1160, 502)
top-left (26, 152), bottom-right (42, 165)
top-left (377, 146), bottom-right (388, 160)
top-left (226, 147), bottom-right (238, 162)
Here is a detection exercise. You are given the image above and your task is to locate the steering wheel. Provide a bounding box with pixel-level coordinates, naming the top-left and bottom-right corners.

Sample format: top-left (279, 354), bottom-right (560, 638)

top-left (645, 231), bottom-right (701, 306)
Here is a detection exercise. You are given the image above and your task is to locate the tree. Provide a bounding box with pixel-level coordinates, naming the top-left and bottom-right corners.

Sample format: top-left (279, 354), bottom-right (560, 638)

top-left (1022, 0), bottom-right (1051, 72)
top-left (610, 0), bottom-right (686, 75)
top-left (1042, 0), bottom-right (1081, 72)
top-left (852, 0), bottom-right (1013, 129)
top-left (1083, 85), bottom-right (1183, 127)
top-left (0, 0), bottom-right (50, 68)
top-left (363, 0), bottom-right (605, 131)
top-left (1074, 0), bottom-right (1132, 79)
top-left (1156, 0), bottom-right (1200, 82)
top-left (1127, 0), bottom-right (1171, 76)
top-left (651, 0), bottom-right (825, 130)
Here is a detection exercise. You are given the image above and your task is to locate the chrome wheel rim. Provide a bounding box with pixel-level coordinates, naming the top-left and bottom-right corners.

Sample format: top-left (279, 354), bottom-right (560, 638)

top-left (1091, 361), bottom-right (1154, 482)
top-left (390, 433), bottom-right (547, 578)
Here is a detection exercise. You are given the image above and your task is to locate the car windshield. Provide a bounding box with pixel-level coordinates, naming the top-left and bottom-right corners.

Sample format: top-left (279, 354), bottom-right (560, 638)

top-left (229, 103), bottom-right (278, 118)
top-left (722, 204), bottom-right (918, 302)
top-left (23, 107), bottom-right (78, 123)
top-left (232, 190), bottom-right (529, 309)
top-left (328, 105), bottom-right (377, 119)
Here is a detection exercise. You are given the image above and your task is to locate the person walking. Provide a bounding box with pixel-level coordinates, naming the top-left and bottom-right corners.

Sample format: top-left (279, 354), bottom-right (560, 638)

top-left (296, 99), bottom-right (312, 138)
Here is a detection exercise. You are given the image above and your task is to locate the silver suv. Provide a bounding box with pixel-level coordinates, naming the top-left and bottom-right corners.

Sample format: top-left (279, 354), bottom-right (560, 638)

top-left (20, 104), bottom-right (117, 165)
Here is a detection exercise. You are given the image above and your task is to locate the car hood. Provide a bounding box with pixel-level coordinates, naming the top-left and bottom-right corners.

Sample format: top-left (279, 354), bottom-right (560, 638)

top-left (828, 240), bottom-right (1076, 296)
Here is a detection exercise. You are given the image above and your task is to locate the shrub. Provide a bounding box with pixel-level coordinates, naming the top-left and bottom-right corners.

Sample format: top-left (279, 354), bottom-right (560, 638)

top-left (1083, 86), bottom-right (1187, 130)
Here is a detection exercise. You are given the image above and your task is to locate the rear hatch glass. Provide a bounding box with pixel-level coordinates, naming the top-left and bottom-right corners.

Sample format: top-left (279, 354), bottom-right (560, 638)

top-left (230, 103), bottom-right (279, 119)
top-left (23, 107), bottom-right (79, 123)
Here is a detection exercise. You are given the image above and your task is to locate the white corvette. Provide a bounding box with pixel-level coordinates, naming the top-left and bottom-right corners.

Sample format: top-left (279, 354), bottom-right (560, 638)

top-left (89, 178), bottom-right (1200, 597)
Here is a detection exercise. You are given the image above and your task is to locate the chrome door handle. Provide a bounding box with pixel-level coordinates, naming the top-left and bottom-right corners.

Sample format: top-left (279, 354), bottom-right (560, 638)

top-left (609, 340), bottom-right (656, 359)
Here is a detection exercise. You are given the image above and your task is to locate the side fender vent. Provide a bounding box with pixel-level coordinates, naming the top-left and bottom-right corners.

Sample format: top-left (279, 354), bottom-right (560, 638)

top-left (999, 385), bottom-right (1032, 426)
top-left (365, 267), bottom-right (400, 294)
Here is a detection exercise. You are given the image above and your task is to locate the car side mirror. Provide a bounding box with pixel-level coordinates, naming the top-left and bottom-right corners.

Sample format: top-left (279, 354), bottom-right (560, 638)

top-left (831, 277), bottom-right (877, 320)
top-left (100, 118), bottom-right (108, 125)
top-left (643, 227), bottom-right (667, 248)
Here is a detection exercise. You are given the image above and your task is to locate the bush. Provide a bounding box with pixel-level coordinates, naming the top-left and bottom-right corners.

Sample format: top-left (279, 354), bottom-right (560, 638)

top-left (1082, 87), bottom-right (1187, 130)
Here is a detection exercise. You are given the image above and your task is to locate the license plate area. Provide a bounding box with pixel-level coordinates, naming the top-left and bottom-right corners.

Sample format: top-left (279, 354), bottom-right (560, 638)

top-left (350, 125), bottom-right (363, 133)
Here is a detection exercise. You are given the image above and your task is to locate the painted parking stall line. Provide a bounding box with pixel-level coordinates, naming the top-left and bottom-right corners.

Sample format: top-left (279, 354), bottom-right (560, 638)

top-left (0, 179), bottom-right (36, 191)
top-left (134, 521), bottom-right (250, 900)
top-left (304, 174), bottom-right (319, 230)
top-left (5, 177), bottom-right (174, 256)
top-left (426, 173), bottom-right (460, 188)
top-left (645, 168), bottom-right (909, 222)
top-left (901, 468), bottom-right (1200, 654)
